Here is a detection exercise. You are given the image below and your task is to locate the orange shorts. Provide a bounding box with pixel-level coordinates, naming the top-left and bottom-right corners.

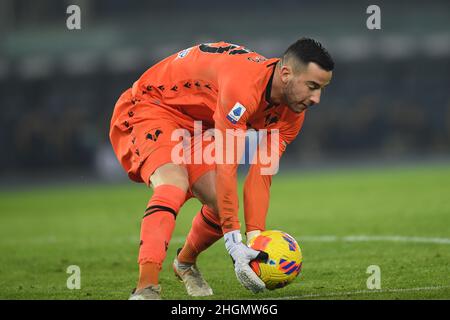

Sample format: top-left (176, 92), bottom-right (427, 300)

top-left (109, 88), bottom-right (215, 188)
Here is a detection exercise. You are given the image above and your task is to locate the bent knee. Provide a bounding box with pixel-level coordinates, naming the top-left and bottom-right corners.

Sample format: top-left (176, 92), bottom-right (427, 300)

top-left (204, 197), bottom-right (218, 217)
top-left (150, 163), bottom-right (189, 191)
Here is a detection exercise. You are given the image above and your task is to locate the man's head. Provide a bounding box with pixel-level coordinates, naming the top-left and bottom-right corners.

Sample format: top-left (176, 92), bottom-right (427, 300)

top-left (274, 38), bottom-right (334, 113)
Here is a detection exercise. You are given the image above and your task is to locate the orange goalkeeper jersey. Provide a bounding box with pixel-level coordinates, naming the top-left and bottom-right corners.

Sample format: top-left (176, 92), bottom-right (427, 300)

top-left (131, 41), bottom-right (305, 233)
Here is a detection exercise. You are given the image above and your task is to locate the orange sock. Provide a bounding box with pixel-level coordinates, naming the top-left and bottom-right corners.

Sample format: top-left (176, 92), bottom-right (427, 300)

top-left (178, 205), bottom-right (223, 264)
top-left (177, 242), bottom-right (198, 265)
top-left (137, 184), bottom-right (186, 289)
top-left (137, 263), bottom-right (160, 290)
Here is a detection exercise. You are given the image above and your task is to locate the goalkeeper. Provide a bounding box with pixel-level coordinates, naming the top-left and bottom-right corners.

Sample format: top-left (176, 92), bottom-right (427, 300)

top-left (109, 38), bottom-right (333, 299)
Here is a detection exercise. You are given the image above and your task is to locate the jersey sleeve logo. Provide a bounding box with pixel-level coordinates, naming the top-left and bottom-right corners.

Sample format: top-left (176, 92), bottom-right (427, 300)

top-left (226, 102), bottom-right (247, 124)
top-left (175, 47), bottom-right (191, 60)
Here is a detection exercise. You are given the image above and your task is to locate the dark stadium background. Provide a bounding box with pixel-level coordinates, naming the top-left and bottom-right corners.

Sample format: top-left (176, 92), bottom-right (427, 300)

top-left (1, 0), bottom-right (449, 185)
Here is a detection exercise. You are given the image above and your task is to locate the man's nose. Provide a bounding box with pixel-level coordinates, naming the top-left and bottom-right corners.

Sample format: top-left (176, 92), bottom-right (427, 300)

top-left (310, 90), bottom-right (321, 105)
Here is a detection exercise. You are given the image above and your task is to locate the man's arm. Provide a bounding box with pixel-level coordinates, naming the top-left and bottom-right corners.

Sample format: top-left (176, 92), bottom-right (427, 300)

top-left (213, 85), bottom-right (268, 293)
top-left (215, 120), bottom-right (243, 233)
top-left (213, 77), bottom-right (257, 233)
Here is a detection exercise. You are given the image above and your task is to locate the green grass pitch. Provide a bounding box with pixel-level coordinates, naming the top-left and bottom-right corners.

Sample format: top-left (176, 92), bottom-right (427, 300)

top-left (1, 164), bottom-right (449, 300)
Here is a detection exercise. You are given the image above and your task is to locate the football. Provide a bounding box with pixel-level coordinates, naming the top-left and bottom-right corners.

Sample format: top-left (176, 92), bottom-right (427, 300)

top-left (249, 230), bottom-right (303, 290)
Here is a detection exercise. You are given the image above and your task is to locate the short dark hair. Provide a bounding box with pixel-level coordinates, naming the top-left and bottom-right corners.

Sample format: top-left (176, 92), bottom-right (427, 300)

top-left (283, 38), bottom-right (334, 72)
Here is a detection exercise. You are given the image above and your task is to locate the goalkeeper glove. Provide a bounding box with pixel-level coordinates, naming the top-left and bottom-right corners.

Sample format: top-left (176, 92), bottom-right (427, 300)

top-left (224, 230), bottom-right (268, 293)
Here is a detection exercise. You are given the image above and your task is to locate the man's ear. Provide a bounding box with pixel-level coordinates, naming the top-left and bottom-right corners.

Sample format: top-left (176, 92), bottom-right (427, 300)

top-left (280, 65), bottom-right (293, 84)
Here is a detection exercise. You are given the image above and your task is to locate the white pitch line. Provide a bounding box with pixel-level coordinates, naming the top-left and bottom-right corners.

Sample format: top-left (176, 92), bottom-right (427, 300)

top-left (169, 235), bottom-right (450, 245)
top-left (301, 235), bottom-right (450, 245)
top-left (261, 285), bottom-right (450, 300)
top-left (361, 235), bottom-right (450, 244)
top-left (2, 235), bottom-right (450, 246)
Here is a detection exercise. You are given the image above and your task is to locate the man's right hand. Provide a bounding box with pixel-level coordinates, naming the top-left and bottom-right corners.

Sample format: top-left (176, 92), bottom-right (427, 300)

top-left (224, 230), bottom-right (268, 293)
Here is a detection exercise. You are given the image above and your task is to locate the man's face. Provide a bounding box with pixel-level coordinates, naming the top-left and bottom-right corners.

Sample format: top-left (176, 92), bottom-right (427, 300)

top-left (281, 62), bottom-right (332, 113)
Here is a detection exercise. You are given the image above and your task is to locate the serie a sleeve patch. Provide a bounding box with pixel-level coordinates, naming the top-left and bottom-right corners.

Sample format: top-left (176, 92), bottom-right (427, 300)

top-left (226, 102), bottom-right (247, 124)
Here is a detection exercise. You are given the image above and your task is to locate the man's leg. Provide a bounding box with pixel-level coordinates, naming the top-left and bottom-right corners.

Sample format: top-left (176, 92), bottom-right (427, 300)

top-left (110, 96), bottom-right (195, 299)
top-left (172, 170), bottom-right (221, 296)
top-left (177, 170), bottom-right (223, 265)
top-left (136, 163), bottom-right (189, 292)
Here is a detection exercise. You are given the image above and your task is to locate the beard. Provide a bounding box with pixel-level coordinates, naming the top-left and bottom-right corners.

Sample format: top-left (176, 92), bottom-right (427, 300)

top-left (282, 80), bottom-right (301, 111)
top-left (282, 80), bottom-right (309, 113)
